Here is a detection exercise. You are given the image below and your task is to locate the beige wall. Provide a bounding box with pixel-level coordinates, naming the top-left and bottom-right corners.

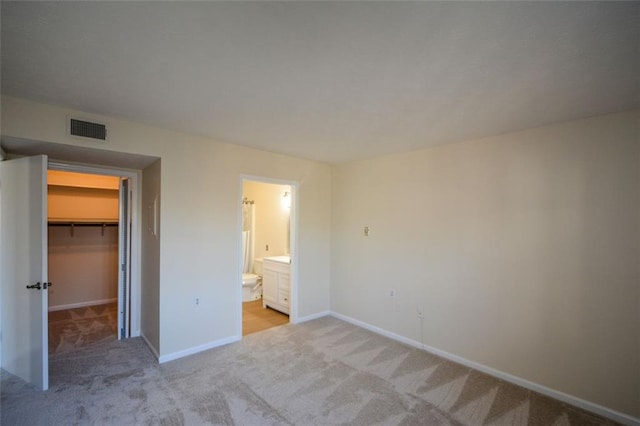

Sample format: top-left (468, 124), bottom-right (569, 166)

top-left (331, 110), bottom-right (640, 418)
top-left (1, 96), bottom-right (332, 358)
top-left (48, 186), bottom-right (119, 222)
top-left (48, 170), bottom-right (120, 190)
top-left (47, 184), bottom-right (119, 309)
top-left (243, 180), bottom-right (291, 261)
top-left (141, 160), bottom-right (161, 355)
top-left (48, 225), bottom-right (118, 309)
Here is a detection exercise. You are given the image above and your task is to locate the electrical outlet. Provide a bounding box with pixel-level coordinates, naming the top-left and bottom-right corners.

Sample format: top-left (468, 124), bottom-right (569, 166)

top-left (390, 290), bottom-right (395, 297)
top-left (416, 308), bottom-right (423, 319)
top-left (195, 298), bottom-right (200, 305)
top-left (364, 226), bottom-right (370, 236)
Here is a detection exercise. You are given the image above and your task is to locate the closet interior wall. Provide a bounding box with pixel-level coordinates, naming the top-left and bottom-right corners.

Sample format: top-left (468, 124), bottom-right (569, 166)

top-left (48, 175), bottom-right (120, 311)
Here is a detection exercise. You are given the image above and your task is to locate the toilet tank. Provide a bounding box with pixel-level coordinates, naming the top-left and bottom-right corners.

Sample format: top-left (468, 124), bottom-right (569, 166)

top-left (253, 258), bottom-right (264, 275)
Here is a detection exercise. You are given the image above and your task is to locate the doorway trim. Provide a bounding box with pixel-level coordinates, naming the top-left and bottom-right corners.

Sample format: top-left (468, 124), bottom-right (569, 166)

top-left (48, 161), bottom-right (141, 337)
top-left (238, 175), bottom-right (299, 337)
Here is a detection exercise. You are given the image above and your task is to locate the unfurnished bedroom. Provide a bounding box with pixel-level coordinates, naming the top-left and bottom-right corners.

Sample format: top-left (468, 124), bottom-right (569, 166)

top-left (0, 1), bottom-right (638, 425)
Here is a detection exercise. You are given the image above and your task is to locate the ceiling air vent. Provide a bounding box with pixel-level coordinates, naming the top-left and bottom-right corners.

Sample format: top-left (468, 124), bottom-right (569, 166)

top-left (69, 118), bottom-right (107, 141)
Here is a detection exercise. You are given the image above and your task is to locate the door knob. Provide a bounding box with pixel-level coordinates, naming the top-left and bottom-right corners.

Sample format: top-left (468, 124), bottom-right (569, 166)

top-left (26, 282), bottom-right (42, 290)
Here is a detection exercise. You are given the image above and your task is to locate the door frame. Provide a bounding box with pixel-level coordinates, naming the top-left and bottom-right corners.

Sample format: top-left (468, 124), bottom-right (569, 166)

top-left (238, 175), bottom-right (299, 337)
top-left (48, 161), bottom-right (142, 337)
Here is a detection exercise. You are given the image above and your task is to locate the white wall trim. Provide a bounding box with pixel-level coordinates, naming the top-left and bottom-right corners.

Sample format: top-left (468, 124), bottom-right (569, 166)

top-left (48, 298), bottom-right (117, 312)
top-left (158, 335), bottom-right (241, 364)
top-left (294, 310), bottom-right (331, 324)
top-left (330, 311), bottom-right (640, 426)
top-left (330, 312), bottom-right (424, 349)
top-left (140, 332), bottom-right (160, 361)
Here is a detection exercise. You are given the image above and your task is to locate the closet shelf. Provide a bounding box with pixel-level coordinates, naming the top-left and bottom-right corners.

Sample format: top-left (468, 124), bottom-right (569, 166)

top-left (48, 219), bottom-right (118, 225)
top-left (48, 220), bottom-right (118, 237)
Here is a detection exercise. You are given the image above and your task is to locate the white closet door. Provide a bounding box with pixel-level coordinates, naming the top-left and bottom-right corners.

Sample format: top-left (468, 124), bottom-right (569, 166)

top-left (1, 155), bottom-right (49, 390)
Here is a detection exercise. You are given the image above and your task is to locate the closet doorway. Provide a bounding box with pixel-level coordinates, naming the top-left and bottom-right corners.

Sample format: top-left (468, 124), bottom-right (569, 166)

top-left (47, 164), bottom-right (136, 355)
top-left (240, 178), bottom-right (296, 336)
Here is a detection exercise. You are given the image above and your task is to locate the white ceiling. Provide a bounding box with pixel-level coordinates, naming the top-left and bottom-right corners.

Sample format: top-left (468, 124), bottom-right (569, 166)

top-left (2, 2), bottom-right (638, 164)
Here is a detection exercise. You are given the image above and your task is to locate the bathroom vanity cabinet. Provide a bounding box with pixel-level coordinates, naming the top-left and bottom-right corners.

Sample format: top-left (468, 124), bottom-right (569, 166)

top-left (262, 256), bottom-right (290, 315)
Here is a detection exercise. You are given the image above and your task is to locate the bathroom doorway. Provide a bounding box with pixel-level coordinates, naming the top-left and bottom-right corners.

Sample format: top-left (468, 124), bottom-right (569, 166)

top-left (240, 179), bottom-right (295, 336)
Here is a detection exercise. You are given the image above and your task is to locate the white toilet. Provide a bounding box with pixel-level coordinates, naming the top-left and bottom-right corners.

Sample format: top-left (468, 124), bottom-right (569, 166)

top-left (242, 258), bottom-right (263, 302)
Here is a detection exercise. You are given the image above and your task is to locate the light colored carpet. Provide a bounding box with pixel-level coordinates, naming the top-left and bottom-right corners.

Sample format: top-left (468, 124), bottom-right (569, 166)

top-left (1, 316), bottom-right (618, 425)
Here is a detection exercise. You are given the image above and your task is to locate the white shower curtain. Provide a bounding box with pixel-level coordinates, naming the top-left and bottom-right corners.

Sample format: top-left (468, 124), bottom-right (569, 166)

top-left (242, 203), bottom-right (255, 273)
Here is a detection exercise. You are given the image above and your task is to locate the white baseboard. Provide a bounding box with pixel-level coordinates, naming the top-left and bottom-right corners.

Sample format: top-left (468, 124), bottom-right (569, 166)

top-left (330, 311), bottom-right (639, 426)
top-left (158, 335), bottom-right (241, 364)
top-left (295, 310), bottom-right (331, 324)
top-left (331, 312), bottom-right (424, 350)
top-left (140, 332), bottom-right (160, 360)
top-left (48, 298), bottom-right (117, 312)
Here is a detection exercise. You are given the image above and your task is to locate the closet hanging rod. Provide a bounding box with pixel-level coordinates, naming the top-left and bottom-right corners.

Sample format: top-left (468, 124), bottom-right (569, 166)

top-left (48, 221), bottom-right (118, 237)
top-left (48, 222), bottom-right (119, 226)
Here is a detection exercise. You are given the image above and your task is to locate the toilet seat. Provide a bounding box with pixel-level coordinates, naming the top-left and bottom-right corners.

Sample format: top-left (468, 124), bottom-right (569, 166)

top-left (242, 273), bottom-right (262, 302)
top-left (242, 273), bottom-right (260, 285)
